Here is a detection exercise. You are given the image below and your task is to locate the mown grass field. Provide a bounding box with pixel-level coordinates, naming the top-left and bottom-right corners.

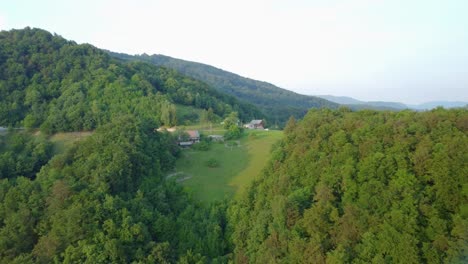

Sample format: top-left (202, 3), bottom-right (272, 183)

top-left (229, 130), bottom-right (283, 196)
top-left (171, 129), bottom-right (283, 203)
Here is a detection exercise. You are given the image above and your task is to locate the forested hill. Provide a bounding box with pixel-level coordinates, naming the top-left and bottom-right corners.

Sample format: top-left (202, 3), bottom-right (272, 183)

top-left (0, 27), bottom-right (262, 132)
top-left (108, 52), bottom-right (339, 125)
top-left (229, 108), bottom-right (468, 263)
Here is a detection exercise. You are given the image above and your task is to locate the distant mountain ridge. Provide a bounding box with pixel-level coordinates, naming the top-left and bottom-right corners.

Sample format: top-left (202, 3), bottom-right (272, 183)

top-left (408, 101), bottom-right (468, 110)
top-left (108, 52), bottom-right (339, 125)
top-left (317, 95), bottom-right (467, 111)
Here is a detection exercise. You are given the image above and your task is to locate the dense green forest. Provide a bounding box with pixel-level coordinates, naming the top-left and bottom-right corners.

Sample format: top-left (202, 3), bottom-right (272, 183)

top-left (229, 108), bottom-right (467, 263)
top-left (0, 28), bottom-right (262, 132)
top-left (0, 132), bottom-right (53, 179)
top-left (1, 28), bottom-right (467, 263)
top-left (108, 52), bottom-right (338, 126)
top-left (0, 118), bottom-right (230, 263)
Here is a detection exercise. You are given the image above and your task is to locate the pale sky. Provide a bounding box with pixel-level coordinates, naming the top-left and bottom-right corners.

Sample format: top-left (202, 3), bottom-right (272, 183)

top-left (1, 0), bottom-right (467, 104)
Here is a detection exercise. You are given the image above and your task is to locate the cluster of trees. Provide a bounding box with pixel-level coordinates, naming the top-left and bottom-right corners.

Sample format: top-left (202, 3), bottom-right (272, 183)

top-left (0, 117), bottom-right (231, 263)
top-left (0, 27), bottom-right (261, 133)
top-left (108, 52), bottom-right (338, 127)
top-left (229, 108), bottom-right (467, 263)
top-left (223, 112), bottom-right (243, 140)
top-left (0, 132), bottom-right (53, 179)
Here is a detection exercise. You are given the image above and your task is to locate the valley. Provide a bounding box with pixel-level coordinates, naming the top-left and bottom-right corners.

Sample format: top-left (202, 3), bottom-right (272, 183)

top-left (0, 27), bottom-right (466, 263)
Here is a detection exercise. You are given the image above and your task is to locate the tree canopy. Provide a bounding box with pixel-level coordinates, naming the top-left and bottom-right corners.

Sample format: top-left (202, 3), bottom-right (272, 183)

top-left (229, 108), bottom-right (468, 263)
top-left (0, 117), bottom-right (231, 263)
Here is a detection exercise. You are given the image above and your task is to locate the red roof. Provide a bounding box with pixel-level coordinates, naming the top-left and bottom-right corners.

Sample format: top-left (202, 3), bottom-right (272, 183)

top-left (186, 130), bottom-right (200, 138)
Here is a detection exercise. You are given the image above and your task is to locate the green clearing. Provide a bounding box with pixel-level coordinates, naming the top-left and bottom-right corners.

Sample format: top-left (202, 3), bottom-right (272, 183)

top-left (48, 131), bottom-right (93, 154)
top-left (171, 129), bottom-right (283, 203)
top-left (0, 130), bottom-right (92, 155)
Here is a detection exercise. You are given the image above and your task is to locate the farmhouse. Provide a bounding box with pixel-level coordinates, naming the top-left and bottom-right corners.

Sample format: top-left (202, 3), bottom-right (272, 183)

top-left (155, 127), bottom-right (201, 146)
top-left (186, 130), bottom-right (200, 143)
top-left (178, 130), bottom-right (200, 146)
top-left (245, 119), bottom-right (264, 129)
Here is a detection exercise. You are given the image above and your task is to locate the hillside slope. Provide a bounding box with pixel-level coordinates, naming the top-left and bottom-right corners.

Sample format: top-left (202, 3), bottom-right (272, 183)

top-left (109, 52), bottom-right (339, 125)
top-left (0, 27), bottom-right (262, 132)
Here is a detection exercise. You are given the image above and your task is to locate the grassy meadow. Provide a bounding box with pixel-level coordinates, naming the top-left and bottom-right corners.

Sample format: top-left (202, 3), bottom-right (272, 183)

top-left (171, 129), bottom-right (283, 203)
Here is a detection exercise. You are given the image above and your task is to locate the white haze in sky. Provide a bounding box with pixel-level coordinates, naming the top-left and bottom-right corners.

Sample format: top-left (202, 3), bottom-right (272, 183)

top-left (1, 0), bottom-right (467, 104)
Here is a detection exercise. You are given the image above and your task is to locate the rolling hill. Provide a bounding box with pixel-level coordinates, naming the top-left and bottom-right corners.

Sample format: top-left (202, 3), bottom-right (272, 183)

top-left (108, 52), bottom-right (339, 126)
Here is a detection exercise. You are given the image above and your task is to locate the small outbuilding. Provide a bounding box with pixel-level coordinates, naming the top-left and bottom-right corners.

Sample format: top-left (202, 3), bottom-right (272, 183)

top-left (208, 135), bottom-right (224, 142)
top-left (179, 141), bottom-right (194, 147)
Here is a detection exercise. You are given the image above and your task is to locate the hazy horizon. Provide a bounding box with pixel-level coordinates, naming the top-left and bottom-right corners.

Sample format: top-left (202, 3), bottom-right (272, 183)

top-left (1, 0), bottom-right (467, 105)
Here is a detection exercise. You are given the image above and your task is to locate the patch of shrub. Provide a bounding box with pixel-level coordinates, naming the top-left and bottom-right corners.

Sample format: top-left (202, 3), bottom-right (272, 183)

top-left (226, 141), bottom-right (238, 147)
top-left (205, 158), bottom-right (219, 168)
top-left (192, 141), bottom-right (210, 151)
top-left (248, 132), bottom-right (258, 139)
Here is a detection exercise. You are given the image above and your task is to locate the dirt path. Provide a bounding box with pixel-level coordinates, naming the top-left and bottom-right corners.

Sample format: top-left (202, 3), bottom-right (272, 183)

top-left (166, 171), bottom-right (183, 178)
top-left (166, 171), bottom-right (192, 182)
top-left (176, 176), bottom-right (192, 182)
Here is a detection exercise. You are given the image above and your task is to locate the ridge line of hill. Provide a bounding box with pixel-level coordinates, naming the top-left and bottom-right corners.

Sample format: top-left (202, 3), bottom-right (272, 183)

top-left (106, 51), bottom-right (339, 126)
